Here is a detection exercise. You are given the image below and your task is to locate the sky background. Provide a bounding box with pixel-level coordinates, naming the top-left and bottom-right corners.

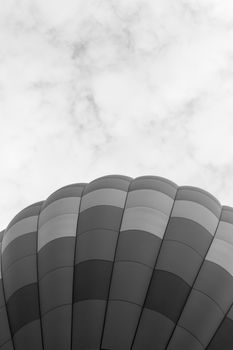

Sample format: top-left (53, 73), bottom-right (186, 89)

top-left (1, 0), bottom-right (233, 229)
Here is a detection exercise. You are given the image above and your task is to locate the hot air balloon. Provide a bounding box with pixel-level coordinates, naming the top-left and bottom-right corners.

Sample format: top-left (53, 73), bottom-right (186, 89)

top-left (0, 174), bottom-right (232, 350)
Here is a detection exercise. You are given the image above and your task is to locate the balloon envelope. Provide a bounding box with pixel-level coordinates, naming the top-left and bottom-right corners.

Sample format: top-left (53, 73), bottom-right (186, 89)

top-left (0, 175), bottom-right (232, 350)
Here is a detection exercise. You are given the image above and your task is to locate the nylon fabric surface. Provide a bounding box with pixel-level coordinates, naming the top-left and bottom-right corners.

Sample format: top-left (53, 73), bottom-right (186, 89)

top-left (0, 175), bottom-right (233, 350)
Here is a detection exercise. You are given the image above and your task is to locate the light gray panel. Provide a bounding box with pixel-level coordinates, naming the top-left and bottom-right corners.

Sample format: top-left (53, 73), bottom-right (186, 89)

top-left (2, 216), bottom-right (38, 252)
top-left (39, 197), bottom-right (81, 228)
top-left (6, 203), bottom-right (41, 231)
top-left (38, 213), bottom-right (78, 251)
top-left (156, 240), bottom-right (202, 286)
top-left (2, 232), bottom-right (36, 273)
top-left (206, 238), bottom-right (233, 277)
top-left (221, 206), bottom-right (233, 225)
top-left (75, 229), bottom-right (118, 263)
top-left (39, 267), bottom-right (73, 315)
top-left (4, 255), bottom-right (37, 300)
top-left (215, 221), bottom-right (233, 246)
top-left (80, 188), bottom-right (127, 212)
top-left (125, 189), bottom-right (173, 215)
top-left (109, 261), bottom-right (152, 305)
top-left (43, 184), bottom-right (84, 209)
top-left (121, 207), bottom-right (168, 238)
top-left (171, 200), bottom-right (218, 233)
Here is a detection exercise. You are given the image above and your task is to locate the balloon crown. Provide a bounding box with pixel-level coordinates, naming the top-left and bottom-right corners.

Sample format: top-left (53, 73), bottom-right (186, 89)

top-left (0, 175), bottom-right (232, 349)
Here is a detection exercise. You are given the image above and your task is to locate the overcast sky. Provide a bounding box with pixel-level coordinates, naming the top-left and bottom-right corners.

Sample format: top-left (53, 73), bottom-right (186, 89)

top-left (1, 0), bottom-right (233, 229)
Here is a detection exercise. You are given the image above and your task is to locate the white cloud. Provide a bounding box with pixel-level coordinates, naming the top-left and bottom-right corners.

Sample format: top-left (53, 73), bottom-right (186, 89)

top-left (1, 0), bottom-right (233, 228)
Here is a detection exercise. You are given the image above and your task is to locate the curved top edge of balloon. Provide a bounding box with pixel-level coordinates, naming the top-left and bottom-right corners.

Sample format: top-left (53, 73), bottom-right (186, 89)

top-left (2, 174), bottom-right (231, 233)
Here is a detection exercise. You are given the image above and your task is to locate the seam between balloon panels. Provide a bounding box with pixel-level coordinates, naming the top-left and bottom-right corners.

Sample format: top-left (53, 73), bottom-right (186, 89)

top-left (70, 184), bottom-right (87, 350)
top-left (99, 178), bottom-right (133, 349)
top-left (3, 252), bottom-right (36, 275)
top-left (192, 287), bottom-right (225, 315)
top-left (164, 206), bottom-right (223, 350)
top-left (36, 202), bottom-right (46, 350)
top-left (177, 324), bottom-right (205, 349)
top-left (1, 232), bottom-right (16, 350)
top-left (205, 312), bottom-right (232, 349)
top-left (130, 186), bottom-right (179, 350)
top-left (0, 337), bottom-right (13, 349)
top-left (163, 238), bottom-right (204, 259)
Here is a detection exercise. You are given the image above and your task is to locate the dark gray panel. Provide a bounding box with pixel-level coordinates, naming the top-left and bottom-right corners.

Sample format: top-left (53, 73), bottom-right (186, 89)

top-left (42, 305), bottom-right (72, 350)
top-left (6, 283), bottom-right (39, 335)
top-left (42, 184), bottom-right (85, 210)
top-left (82, 175), bottom-right (131, 195)
top-left (0, 230), bottom-right (5, 242)
top-left (13, 320), bottom-right (43, 350)
top-left (194, 260), bottom-right (233, 312)
top-left (38, 237), bottom-right (75, 279)
top-left (178, 289), bottom-right (224, 347)
top-left (171, 199), bottom-right (218, 233)
top-left (129, 176), bottom-right (177, 198)
top-left (72, 300), bottom-right (106, 349)
top-left (39, 267), bottom-right (73, 315)
top-left (132, 309), bottom-right (174, 350)
top-left (101, 300), bottom-right (141, 350)
top-left (176, 187), bottom-right (221, 217)
top-left (0, 340), bottom-right (14, 350)
top-left (3, 255), bottom-right (37, 300)
top-left (0, 306), bottom-right (12, 346)
top-left (227, 305), bottom-right (233, 321)
top-left (0, 280), bottom-right (5, 308)
top-left (71, 176), bottom-right (131, 349)
top-left (2, 175), bottom-right (231, 350)
top-left (156, 240), bottom-right (202, 286)
top-left (166, 325), bottom-right (204, 350)
top-left (115, 230), bottom-right (161, 267)
top-left (6, 203), bottom-right (42, 231)
top-left (109, 261), bottom-right (152, 305)
top-left (165, 217), bottom-right (212, 257)
top-left (73, 260), bottom-right (112, 302)
top-left (75, 229), bottom-right (118, 263)
top-left (77, 206), bottom-right (124, 234)
top-left (221, 206), bottom-right (233, 224)
top-left (207, 317), bottom-right (233, 350)
top-left (145, 270), bottom-right (190, 323)
top-left (2, 232), bottom-right (37, 273)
